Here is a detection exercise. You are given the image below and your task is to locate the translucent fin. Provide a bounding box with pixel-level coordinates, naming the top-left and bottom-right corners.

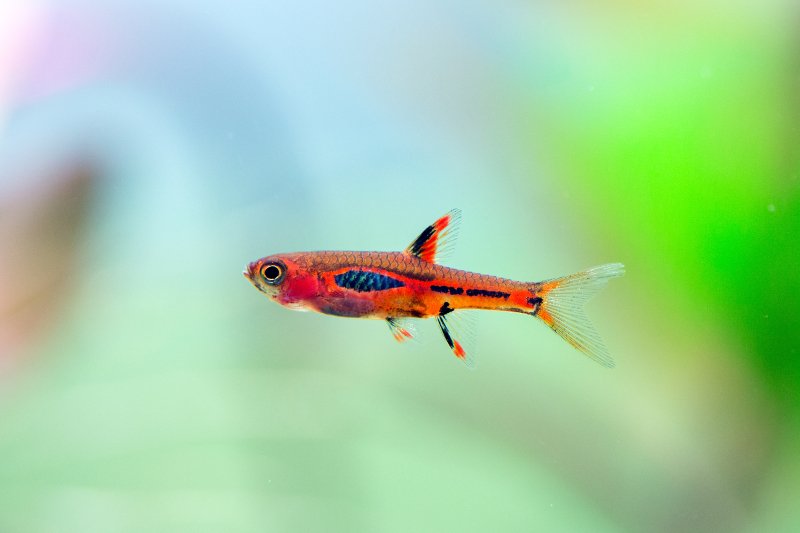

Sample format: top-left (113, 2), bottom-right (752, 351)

top-left (387, 317), bottom-right (417, 343)
top-left (436, 308), bottom-right (477, 368)
top-left (535, 263), bottom-right (625, 367)
top-left (404, 209), bottom-right (461, 264)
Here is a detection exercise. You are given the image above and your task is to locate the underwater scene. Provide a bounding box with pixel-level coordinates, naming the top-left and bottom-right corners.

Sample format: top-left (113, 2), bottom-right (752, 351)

top-left (1, 1), bottom-right (798, 531)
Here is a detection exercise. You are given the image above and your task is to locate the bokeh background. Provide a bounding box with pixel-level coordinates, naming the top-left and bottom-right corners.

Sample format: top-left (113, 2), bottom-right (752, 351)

top-left (1, 1), bottom-right (799, 531)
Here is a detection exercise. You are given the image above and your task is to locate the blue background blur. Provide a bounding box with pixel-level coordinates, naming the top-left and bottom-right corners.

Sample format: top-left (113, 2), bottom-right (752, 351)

top-left (1, 1), bottom-right (799, 531)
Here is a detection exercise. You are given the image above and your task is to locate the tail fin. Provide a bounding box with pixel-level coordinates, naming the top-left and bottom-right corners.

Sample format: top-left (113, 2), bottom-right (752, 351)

top-left (534, 263), bottom-right (625, 367)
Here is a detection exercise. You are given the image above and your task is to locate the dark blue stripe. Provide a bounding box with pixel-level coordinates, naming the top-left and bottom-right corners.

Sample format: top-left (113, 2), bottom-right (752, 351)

top-left (334, 270), bottom-right (405, 292)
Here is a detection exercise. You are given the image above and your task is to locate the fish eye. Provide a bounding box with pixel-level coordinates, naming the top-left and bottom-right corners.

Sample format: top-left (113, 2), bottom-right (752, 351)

top-left (260, 263), bottom-right (284, 284)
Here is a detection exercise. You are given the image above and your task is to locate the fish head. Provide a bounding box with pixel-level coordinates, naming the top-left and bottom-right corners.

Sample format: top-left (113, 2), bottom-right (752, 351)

top-left (244, 254), bottom-right (319, 308)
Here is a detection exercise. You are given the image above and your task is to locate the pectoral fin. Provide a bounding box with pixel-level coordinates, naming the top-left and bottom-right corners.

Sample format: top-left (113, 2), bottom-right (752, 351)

top-left (387, 317), bottom-right (416, 342)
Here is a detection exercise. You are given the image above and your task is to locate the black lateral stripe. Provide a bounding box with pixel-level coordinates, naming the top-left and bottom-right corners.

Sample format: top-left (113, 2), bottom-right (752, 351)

top-left (527, 296), bottom-right (543, 315)
top-left (439, 302), bottom-right (454, 316)
top-left (409, 225), bottom-right (436, 257)
top-left (437, 316), bottom-right (455, 349)
top-left (430, 285), bottom-right (464, 295)
top-left (465, 288), bottom-right (511, 299)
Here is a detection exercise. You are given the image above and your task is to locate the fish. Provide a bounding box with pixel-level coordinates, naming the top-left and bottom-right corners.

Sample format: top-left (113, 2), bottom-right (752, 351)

top-left (243, 209), bottom-right (624, 367)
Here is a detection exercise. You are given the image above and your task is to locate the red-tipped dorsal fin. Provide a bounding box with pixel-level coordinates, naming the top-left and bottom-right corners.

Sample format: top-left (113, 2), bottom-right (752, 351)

top-left (404, 209), bottom-right (461, 264)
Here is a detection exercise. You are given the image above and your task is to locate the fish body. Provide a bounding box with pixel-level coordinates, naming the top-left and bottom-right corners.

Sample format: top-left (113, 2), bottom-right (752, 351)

top-left (247, 250), bottom-right (535, 319)
top-left (244, 210), bottom-right (624, 367)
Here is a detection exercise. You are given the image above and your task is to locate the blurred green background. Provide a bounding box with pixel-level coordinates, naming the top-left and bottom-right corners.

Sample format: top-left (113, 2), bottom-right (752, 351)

top-left (1, 1), bottom-right (798, 531)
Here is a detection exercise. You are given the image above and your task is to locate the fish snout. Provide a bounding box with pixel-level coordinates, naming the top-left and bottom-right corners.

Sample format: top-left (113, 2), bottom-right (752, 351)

top-left (243, 262), bottom-right (256, 280)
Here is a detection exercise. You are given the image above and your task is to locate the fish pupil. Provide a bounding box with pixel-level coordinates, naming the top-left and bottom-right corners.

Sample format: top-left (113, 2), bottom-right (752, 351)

top-left (262, 264), bottom-right (281, 280)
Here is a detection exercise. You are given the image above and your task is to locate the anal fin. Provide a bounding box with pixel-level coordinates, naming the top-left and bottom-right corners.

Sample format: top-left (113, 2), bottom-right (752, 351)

top-left (436, 304), bottom-right (476, 368)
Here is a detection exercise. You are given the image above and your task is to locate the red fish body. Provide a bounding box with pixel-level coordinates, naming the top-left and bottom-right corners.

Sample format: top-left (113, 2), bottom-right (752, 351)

top-left (244, 210), bottom-right (624, 367)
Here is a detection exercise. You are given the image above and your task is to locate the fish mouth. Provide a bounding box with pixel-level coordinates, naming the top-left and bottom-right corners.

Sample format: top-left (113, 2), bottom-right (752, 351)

top-left (243, 263), bottom-right (254, 280)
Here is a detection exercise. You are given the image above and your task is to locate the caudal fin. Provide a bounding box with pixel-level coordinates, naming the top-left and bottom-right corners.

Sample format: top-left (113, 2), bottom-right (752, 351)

top-left (534, 263), bottom-right (625, 367)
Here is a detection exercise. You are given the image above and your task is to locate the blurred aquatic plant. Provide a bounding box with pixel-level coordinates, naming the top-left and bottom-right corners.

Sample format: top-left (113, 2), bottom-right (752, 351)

top-left (0, 160), bottom-right (94, 375)
top-left (508, 3), bottom-right (800, 406)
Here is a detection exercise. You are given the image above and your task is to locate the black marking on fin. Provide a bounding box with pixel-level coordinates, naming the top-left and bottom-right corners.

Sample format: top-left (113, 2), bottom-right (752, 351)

top-left (437, 316), bottom-right (455, 349)
top-left (408, 225), bottom-right (435, 258)
top-left (334, 270), bottom-right (405, 292)
top-left (435, 306), bottom-right (472, 366)
top-left (404, 209), bottom-right (461, 264)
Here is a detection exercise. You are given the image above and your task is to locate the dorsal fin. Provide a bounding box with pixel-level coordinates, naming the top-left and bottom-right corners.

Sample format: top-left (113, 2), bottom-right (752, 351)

top-left (404, 209), bottom-right (461, 264)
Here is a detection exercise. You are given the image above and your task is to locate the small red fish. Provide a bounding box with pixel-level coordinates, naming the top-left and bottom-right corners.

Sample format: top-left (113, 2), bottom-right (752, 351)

top-left (244, 210), bottom-right (624, 367)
